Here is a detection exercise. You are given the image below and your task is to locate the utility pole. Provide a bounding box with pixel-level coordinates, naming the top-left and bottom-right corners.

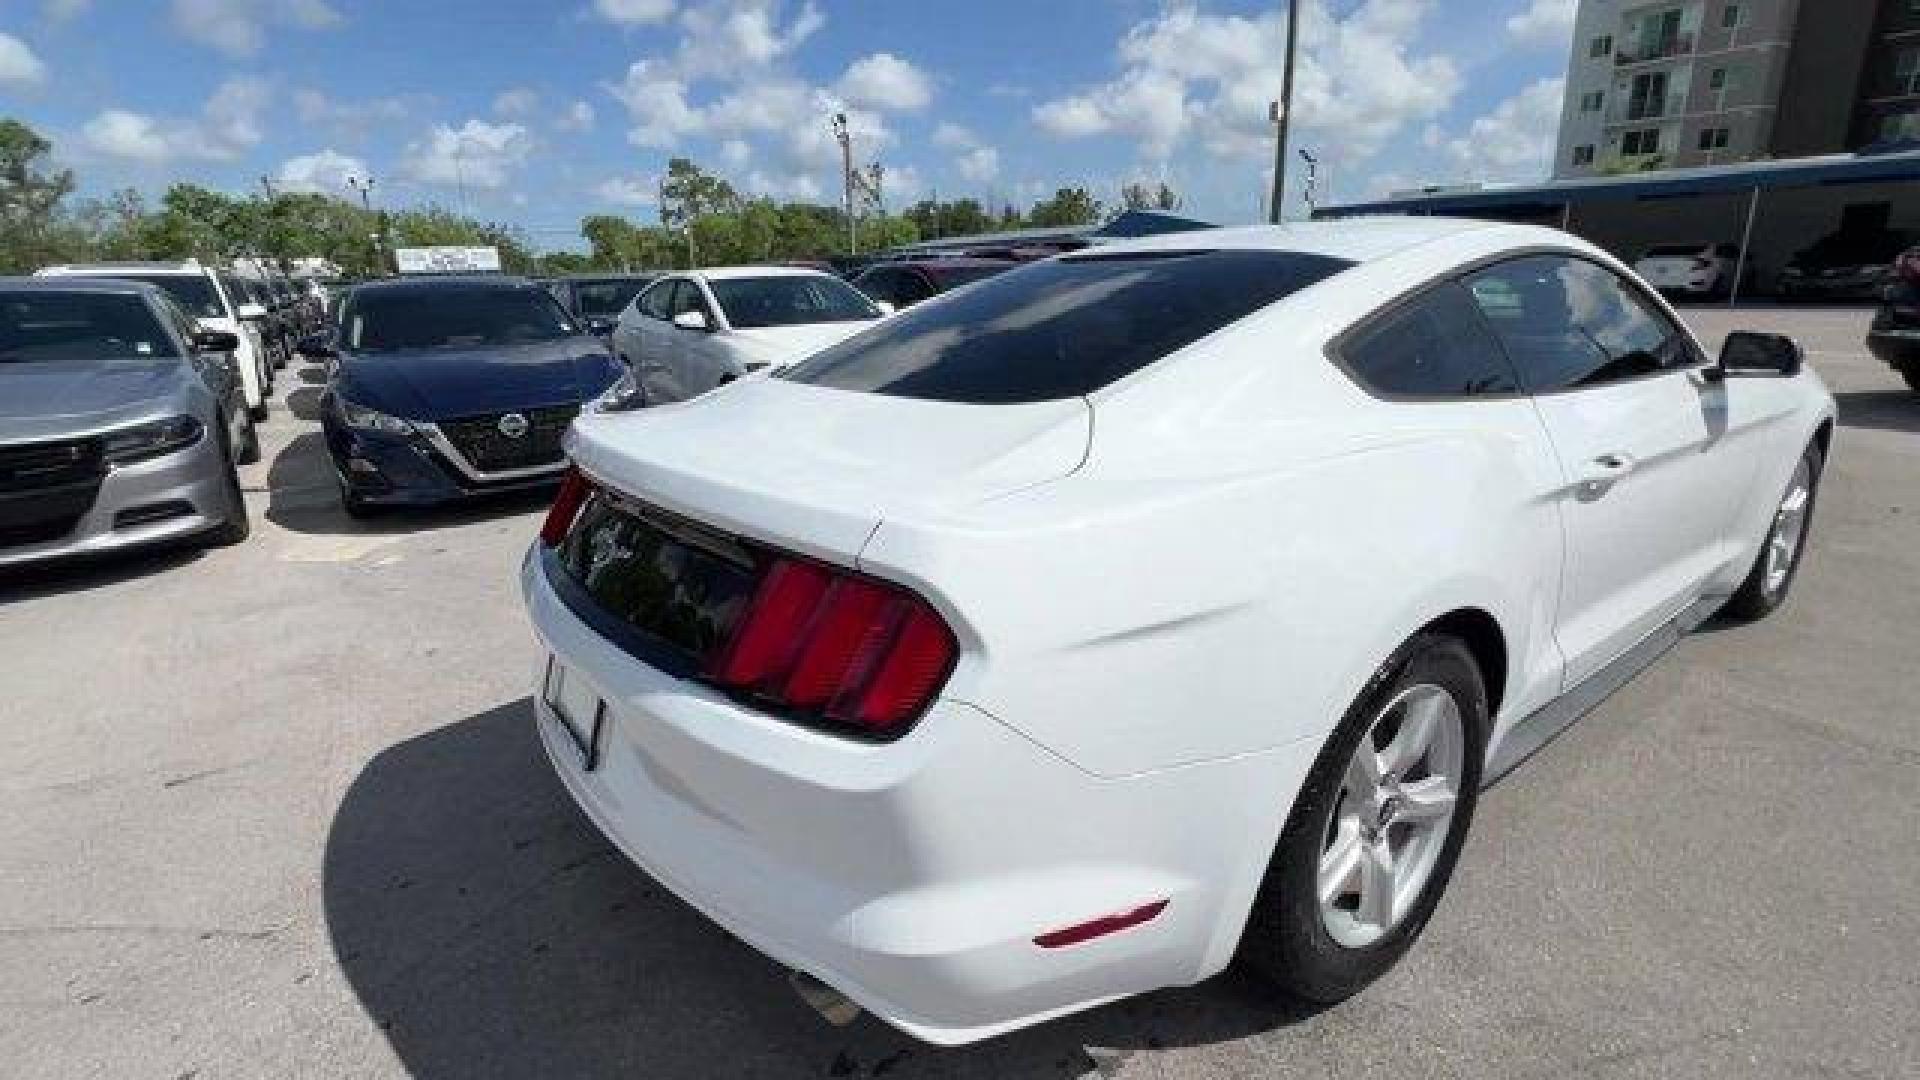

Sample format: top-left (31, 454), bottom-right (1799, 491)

top-left (832, 111), bottom-right (856, 254)
top-left (1267, 0), bottom-right (1301, 224)
top-left (258, 174), bottom-right (277, 200)
top-left (346, 174), bottom-right (375, 212)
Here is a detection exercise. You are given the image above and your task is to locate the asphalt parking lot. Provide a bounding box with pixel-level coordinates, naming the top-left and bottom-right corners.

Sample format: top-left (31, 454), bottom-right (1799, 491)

top-left (2, 305), bottom-right (1915, 1080)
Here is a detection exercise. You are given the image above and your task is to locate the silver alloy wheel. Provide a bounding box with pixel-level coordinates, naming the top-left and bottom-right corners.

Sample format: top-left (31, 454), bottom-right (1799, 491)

top-left (1763, 456), bottom-right (1813, 597)
top-left (1318, 682), bottom-right (1465, 949)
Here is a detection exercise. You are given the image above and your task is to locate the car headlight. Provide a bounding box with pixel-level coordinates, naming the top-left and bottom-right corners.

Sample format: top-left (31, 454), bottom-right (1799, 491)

top-left (592, 367), bottom-right (647, 413)
top-left (338, 399), bottom-right (415, 434)
top-left (102, 415), bottom-right (204, 465)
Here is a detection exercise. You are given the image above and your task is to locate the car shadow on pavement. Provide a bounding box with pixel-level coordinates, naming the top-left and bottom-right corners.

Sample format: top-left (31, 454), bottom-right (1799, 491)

top-left (0, 543), bottom-right (203, 604)
top-left (285, 386), bottom-right (326, 422)
top-left (1833, 390), bottom-right (1920, 435)
top-left (323, 700), bottom-right (1306, 1080)
top-left (264, 431), bottom-right (556, 538)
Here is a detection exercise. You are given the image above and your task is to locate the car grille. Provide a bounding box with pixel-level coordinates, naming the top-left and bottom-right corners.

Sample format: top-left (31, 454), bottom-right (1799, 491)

top-left (439, 404), bottom-right (577, 476)
top-left (0, 437), bottom-right (107, 547)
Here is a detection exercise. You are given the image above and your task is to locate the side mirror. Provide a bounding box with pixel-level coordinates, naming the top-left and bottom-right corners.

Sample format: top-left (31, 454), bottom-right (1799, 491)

top-left (873, 300), bottom-right (895, 316)
top-left (671, 309), bottom-right (710, 332)
top-left (1718, 331), bottom-right (1802, 378)
top-left (295, 334), bottom-right (338, 360)
top-left (585, 316), bottom-right (616, 336)
top-left (236, 302), bottom-right (267, 321)
top-left (192, 329), bottom-right (240, 353)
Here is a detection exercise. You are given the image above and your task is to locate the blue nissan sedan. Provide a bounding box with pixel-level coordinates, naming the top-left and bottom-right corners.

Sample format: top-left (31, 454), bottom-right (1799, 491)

top-left (303, 276), bottom-right (624, 517)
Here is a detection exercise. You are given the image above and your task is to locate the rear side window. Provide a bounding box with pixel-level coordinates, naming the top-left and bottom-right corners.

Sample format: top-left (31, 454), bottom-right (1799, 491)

top-left (783, 249), bottom-right (1354, 403)
top-left (1464, 255), bottom-right (1695, 393)
top-left (1338, 282), bottom-right (1520, 398)
top-left (636, 280), bottom-right (673, 320)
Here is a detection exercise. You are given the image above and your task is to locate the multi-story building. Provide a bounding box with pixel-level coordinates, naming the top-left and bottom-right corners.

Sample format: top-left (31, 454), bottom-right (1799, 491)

top-left (1553, 0), bottom-right (1920, 179)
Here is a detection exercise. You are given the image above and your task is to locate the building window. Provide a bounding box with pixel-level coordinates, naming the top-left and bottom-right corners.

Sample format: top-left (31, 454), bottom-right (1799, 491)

top-left (1722, 4), bottom-right (1741, 29)
top-left (1881, 110), bottom-right (1920, 143)
top-left (1623, 128), bottom-right (1662, 155)
top-left (1698, 127), bottom-right (1731, 150)
top-left (1580, 91), bottom-right (1605, 112)
top-left (1590, 35), bottom-right (1613, 58)
top-left (1572, 144), bottom-right (1596, 166)
top-left (1710, 68), bottom-right (1726, 90)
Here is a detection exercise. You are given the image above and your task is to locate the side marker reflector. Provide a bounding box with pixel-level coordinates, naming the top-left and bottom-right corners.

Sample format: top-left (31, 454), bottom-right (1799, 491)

top-left (1033, 900), bottom-right (1169, 949)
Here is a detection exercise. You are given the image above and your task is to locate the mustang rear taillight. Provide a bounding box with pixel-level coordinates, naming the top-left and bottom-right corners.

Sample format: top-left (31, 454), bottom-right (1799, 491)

top-left (540, 465), bottom-right (590, 547)
top-left (708, 555), bottom-right (956, 736)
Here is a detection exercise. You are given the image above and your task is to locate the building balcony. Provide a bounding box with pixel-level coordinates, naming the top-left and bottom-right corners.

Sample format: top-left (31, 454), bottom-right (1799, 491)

top-left (1605, 96), bottom-right (1674, 124)
top-left (1615, 34), bottom-right (1694, 66)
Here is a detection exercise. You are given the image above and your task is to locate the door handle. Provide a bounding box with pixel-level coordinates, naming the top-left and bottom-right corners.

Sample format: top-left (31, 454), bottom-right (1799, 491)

top-left (1576, 453), bottom-right (1635, 501)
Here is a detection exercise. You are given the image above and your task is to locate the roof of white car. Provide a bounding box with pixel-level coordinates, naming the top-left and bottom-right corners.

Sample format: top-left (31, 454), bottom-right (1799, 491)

top-left (695, 265), bottom-right (835, 281)
top-left (37, 261), bottom-right (210, 277)
top-left (1095, 217), bottom-right (1546, 265)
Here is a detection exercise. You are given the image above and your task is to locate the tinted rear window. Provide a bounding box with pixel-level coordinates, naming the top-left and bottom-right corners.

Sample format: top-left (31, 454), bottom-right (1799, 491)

top-left (782, 249), bottom-right (1353, 403)
top-left (101, 274), bottom-right (224, 320)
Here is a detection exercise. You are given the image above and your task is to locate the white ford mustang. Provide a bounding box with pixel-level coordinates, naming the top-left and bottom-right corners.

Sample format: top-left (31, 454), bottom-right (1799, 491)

top-left (524, 218), bottom-right (1834, 1044)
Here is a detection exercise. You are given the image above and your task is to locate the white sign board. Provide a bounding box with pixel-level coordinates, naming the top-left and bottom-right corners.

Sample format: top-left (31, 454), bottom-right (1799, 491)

top-left (394, 246), bottom-right (502, 275)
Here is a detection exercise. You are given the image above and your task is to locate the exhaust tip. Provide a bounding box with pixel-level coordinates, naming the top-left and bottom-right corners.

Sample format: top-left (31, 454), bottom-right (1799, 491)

top-left (788, 969), bottom-right (862, 1027)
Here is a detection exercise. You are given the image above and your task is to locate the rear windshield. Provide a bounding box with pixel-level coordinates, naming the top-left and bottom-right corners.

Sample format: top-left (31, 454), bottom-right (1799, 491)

top-left (782, 249), bottom-right (1354, 403)
top-left (342, 286), bottom-right (577, 352)
top-left (0, 290), bottom-right (179, 364)
top-left (1643, 244), bottom-right (1706, 258)
top-left (98, 273), bottom-right (225, 320)
top-left (572, 278), bottom-right (653, 318)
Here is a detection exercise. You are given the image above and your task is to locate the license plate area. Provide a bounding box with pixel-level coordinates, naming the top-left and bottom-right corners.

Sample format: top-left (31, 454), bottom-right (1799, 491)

top-left (544, 655), bottom-right (605, 770)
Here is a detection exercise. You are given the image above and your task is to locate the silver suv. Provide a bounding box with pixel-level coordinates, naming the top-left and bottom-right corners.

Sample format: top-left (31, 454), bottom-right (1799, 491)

top-left (37, 260), bottom-right (274, 421)
top-left (0, 278), bottom-right (254, 565)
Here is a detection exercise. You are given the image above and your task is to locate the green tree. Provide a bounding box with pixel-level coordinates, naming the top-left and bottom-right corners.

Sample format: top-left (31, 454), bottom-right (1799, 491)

top-left (1119, 181), bottom-right (1183, 214)
top-left (0, 118), bottom-right (78, 272)
top-left (1026, 187), bottom-right (1104, 228)
top-left (659, 157), bottom-right (739, 266)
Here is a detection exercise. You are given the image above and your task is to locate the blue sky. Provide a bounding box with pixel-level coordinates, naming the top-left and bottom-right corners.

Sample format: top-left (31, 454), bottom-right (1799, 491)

top-left (0, 0), bottom-right (1578, 250)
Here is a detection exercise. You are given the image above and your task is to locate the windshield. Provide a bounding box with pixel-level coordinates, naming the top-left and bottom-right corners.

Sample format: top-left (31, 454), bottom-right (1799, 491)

top-left (709, 275), bottom-right (878, 329)
top-left (343, 286), bottom-right (578, 352)
top-left (573, 278), bottom-right (652, 318)
top-left (0, 290), bottom-right (180, 364)
top-left (1643, 244), bottom-right (1706, 259)
top-left (95, 273), bottom-right (225, 320)
top-left (783, 249), bottom-right (1354, 403)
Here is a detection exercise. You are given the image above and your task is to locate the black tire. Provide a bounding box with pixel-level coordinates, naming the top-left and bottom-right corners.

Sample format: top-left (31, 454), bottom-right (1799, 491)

top-left (1722, 440), bottom-right (1824, 621)
top-left (248, 399), bottom-right (268, 423)
top-left (234, 411), bottom-right (262, 465)
top-left (206, 429), bottom-right (251, 547)
top-left (340, 479), bottom-right (379, 520)
top-left (1236, 633), bottom-right (1488, 1005)
top-left (1901, 367), bottom-right (1920, 395)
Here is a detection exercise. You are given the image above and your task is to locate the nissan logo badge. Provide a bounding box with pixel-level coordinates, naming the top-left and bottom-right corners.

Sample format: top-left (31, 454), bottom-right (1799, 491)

top-left (497, 412), bottom-right (530, 439)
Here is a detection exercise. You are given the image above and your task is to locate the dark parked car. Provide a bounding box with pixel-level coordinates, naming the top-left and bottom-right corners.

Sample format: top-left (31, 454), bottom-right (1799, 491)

top-left (1867, 247), bottom-right (1920, 393)
top-left (543, 274), bottom-right (658, 336)
top-left (302, 276), bottom-right (624, 517)
top-left (1778, 228), bottom-right (1913, 300)
top-left (850, 258), bottom-right (1016, 310)
top-left (0, 277), bottom-right (254, 564)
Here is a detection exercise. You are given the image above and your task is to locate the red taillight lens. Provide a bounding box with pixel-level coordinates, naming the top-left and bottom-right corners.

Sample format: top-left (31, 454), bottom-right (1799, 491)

top-left (708, 555), bottom-right (956, 737)
top-left (540, 465), bottom-right (590, 547)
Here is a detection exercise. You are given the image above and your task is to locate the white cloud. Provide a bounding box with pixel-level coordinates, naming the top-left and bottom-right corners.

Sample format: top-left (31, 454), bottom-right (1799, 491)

top-left (274, 149), bottom-right (368, 193)
top-left (168, 0), bottom-right (342, 57)
top-left (83, 110), bottom-right (173, 163)
top-left (557, 99), bottom-right (597, 132)
top-left (1441, 76), bottom-right (1564, 182)
top-left (608, 61), bottom-right (703, 147)
top-left (1033, 0), bottom-right (1459, 166)
top-left (0, 33), bottom-right (46, 90)
top-left (80, 76), bottom-right (272, 163)
top-left (720, 137), bottom-right (752, 166)
top-left (401, 119), bottom-right (535, 189)
top-left (1506, 0), bottom-right (1576, 48)
top-left (745, 169), bottom-right (822, 201)
top-left (594, 173), bottom-right (659, 206)
top-left (673, 0), bottom-right (822, 79)
top-left (493, 87), bottom-right (538, 117)
top-left (932, 122), bottom-right (999, 182)
top-left (836, 52), bottom-right (931, 113)
top-left (592, 0), bottom-right (675, 25)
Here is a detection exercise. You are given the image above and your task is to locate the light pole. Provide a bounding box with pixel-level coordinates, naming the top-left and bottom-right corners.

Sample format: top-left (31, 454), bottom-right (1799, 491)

top-left (346, 175), bottom-right (383, 275)
top-left (1267, 0), bottom-right (1301, 224)
top-left (832, 111), bottom-right (856, 254)
top-left (1298, 148), bottom-right (1318, 216)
